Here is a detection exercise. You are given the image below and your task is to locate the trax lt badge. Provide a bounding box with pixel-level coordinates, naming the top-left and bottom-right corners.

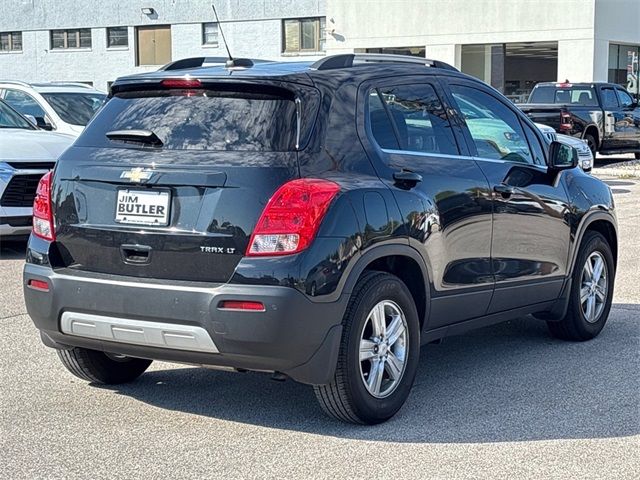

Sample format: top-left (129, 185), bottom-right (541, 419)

top-left (121, 167), bottom-right (153, 183)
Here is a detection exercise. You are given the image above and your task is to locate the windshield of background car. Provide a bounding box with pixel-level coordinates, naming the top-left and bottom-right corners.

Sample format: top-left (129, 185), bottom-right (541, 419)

top-left (40, 92), bottom-right (107, 126)
top-left (0, 100), bottom-right (35, 129)
top-left (528, 85), bottom-right (598, 106)
top-left (77, 84), bottom-right (318, 152)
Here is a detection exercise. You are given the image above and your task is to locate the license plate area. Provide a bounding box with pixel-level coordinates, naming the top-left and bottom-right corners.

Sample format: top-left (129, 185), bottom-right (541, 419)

top-left (115, 188), bottom-right (171, 226)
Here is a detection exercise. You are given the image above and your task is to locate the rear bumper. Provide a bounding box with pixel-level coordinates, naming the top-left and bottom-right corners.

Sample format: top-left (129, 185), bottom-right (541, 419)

top-left (23, 263), bottom-right (347, 385)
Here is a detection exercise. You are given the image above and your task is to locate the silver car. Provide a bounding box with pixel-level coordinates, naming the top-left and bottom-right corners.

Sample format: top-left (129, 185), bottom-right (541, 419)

top-left (535, 122), bottom-right (593, 172)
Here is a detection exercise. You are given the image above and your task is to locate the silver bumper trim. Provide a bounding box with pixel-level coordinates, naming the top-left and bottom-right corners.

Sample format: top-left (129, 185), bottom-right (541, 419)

top-left (60, 312), bottom-right (219, 353)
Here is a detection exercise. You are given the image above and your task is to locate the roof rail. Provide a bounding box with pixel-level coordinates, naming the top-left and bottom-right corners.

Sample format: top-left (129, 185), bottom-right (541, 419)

top-left (311, 54), bottom-right (458, 72)
top-left (33, 81), bottom-right (94, 89)
top-left (0, 80), bottom-right (32, 87)
top-left (159, 56), bottom-right (269, 71)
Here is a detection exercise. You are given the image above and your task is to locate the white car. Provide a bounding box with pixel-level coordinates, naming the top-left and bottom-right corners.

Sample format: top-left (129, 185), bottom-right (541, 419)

top-left (0, 100), bottom-right (74, 236)
top-left (0, 81), bottom-right (106, 137)
top-left (535, 122), bottom-right (593, 172)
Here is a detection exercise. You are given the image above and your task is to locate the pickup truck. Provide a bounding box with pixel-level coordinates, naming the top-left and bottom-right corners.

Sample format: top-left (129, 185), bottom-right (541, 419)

top-left (519, 82), bottom-right (640, 159)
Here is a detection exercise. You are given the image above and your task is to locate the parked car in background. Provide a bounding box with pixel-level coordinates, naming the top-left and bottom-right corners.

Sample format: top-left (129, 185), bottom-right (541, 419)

top-left (0, 99), bottom-right (73, 236)
top-left (24, 55), bottom-right (617, 424)
top-left (519, 82), bottom-right (640, 159)
top-left (0, 81), bottom-right (106, 137)
top-left (535, 122), bottom-right (593, 172)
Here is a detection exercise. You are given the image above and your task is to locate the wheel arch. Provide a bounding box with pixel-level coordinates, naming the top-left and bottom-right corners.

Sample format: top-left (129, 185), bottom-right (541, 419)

top-left (342, 244), bottom-right (430, 330)
top-left (582, 124), bottom-right (600, 147)
top-left (570, 211), bottom-right (618, 276)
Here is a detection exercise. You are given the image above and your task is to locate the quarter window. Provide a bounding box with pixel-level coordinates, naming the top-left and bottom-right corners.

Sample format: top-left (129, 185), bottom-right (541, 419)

top-left (50, 29), bottom-right (92, 49)
top-left (283, 18), bottom-right (325, 53)
top-left (369, 84), bottom-right (459, 155)
top-left (0, 31), bottom-right (22, 52)
top-left (106, 27), bottom-right (128, 48)
top-left (451, 85), bottom-right (534, 164)
top-left (202, 23), bottom-right (218, 46)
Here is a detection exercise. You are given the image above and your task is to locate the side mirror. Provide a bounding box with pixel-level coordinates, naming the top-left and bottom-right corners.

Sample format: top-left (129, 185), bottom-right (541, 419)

top-left (34, 116), bottom-right (53, 131)
top-left (24, 114), bottom-right (38, 127)
top-left (549, 140), bottom-right (579, 170)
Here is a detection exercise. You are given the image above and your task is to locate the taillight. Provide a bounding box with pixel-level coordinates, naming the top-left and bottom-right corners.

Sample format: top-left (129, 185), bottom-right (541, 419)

top-left (246, 179), bottom-right (340, 256)
top-left (33, 171), bottom-right (55, 241)
top-left (27, 279), bottom-right (49, 292)
top-left (559, 111), bottom-right (572, 132)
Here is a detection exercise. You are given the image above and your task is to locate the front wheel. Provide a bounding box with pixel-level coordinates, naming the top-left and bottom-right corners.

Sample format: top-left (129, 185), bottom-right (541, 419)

top-left (547, 231), bottom-right (615, 341)
top-left (57, 347), bottom-right (152, 384)
top-left (314, 271), bottom-right (420, 424)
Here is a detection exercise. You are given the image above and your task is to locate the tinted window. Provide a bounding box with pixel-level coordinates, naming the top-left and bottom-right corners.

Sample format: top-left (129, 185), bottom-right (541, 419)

top-left (79, 87), bottom-right (304, 152)
top-left (451, 85), bottom-right (534, 164)
top-left (529, 85), bottom-right (598, 106)
top-left (369, 84), bottom-right (458, 155)
top-left (616, 88), bottom-right (634, 108)
top-left (0, 100), bottom-right (35, 129)
top-left (41, 92), bottom-right (106, 126)
top-left (3, 90), bottom-right (46, 117)
top-left (600, 87), bottom-right (619, 108)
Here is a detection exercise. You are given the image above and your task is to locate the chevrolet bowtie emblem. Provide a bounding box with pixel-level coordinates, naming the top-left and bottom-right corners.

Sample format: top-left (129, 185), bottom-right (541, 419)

top-left (120, 167), bottom-right (153, 183)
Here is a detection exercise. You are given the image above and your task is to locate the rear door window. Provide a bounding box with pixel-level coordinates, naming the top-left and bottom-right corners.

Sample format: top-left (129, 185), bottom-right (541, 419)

top-left (78, 84), bottom-right (317, 152)
top-left (368, 83), bottom-right (459, 155)
top-left (600, 87), bottom-right (619, 109)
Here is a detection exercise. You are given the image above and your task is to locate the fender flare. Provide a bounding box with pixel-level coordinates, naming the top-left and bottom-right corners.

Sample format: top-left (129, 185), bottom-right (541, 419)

top-left (581, 123), bottom-right (601, 146)
top-left (568, 209), bottom-right (618, 277)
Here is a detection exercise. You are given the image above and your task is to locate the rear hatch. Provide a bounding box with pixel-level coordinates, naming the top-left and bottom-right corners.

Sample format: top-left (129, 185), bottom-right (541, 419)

top-left (51, 79), bottom-right (319, 283)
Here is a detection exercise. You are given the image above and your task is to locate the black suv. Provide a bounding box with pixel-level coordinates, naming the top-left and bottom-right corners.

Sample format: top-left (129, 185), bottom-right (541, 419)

top-left (24, 54), bottom-right (618, 424)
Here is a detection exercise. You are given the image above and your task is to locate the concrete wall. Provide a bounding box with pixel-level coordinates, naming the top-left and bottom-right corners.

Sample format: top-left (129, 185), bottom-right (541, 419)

top-left (326, 0), bottom-right (638, 83)
top-left (0, 0), bottom-right (326, 91)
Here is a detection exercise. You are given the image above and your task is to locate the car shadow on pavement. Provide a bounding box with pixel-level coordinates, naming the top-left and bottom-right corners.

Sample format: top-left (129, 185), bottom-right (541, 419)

top-left (104, 307), bottom-right (639, 443)
top-left (0, 237), bottom-right (28, 260)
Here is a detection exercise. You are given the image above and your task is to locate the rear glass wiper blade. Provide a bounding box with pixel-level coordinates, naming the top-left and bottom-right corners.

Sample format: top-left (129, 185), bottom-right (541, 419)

top-left (106, 129), bottom-right (163, 147)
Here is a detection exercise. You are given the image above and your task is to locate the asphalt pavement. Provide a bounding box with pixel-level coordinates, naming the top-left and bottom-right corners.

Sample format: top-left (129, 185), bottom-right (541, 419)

top-left (1, 173), bottom-right (638, 479)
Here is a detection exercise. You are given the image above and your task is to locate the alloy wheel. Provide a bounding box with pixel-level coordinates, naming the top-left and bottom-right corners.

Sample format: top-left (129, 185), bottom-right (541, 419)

top-left (580, 251), bottom-right (608, 323)
top-left (359, 300), bottom-right (408, 398)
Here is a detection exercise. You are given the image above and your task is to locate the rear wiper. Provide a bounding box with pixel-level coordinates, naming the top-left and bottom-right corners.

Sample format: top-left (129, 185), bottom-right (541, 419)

top-left (106, 129), bottom-right (163, 147)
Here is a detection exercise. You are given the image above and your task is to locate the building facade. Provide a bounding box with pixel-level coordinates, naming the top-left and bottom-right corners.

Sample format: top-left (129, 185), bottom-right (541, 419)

top-left (1, 0), bottom-right (638, 101)
top-left (326, 0), bottom-right (640, 101)
top-left (0, 0), bottom-right (327, 92)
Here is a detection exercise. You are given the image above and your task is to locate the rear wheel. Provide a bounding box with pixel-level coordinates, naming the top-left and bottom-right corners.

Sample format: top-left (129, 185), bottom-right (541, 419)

top-left (547, 231), bottom-right (614, 341)
top-left (57, 347), bottom-right (152, 384)
top-left (584, 133), bottom-right (597, 158)
top-left (314, 271), bottom-right (420, 424)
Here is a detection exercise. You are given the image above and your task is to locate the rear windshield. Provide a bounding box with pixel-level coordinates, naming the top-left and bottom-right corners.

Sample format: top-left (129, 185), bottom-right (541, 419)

top-left (528, 85), bottom-right (598, 106)
top-left (78, 86), bottom-right (306, 152)
top-left (41, 92), bottom-right (107, 126)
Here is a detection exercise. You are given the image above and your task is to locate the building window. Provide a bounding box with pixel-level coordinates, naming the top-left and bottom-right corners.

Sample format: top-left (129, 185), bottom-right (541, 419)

top-left (107, 27), bottom-right (128, 48)
top-left (202, 23), bottom-right (218, 46)
top-left (0, 31), bottom-right (22, 52)
top-left (50, 29), bottom-right (92, 49)
top-left (282, 17), bottom-right (325, 54)
top-left (608, 43), bottom-right (639, 100)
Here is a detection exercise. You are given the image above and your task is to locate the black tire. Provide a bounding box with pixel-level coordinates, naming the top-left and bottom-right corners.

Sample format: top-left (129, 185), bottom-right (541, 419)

top-left (584, 133), bottom-right (597, 158)
top-left (635, 152), bottom-right (640, 160)
top-left (547, 231), bottom-right (615, 341)
top-left (314, 271), bottom-right (420, 424)
top-left (57, 347), bottom-right (152, 384)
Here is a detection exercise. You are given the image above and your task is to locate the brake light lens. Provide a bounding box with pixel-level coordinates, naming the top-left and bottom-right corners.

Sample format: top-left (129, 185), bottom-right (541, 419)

top-left (27, 279), bottom-right (49, 292)
top-left (559, 111), bottom-right (573, 132)
top-left (219, 301), bottom-right (265, 311)
top-left (246, 179), bottom-right (340, 256)
top-left (161, 78), bottom-right (202, 89)
top-left (33, 171), bottom-right (55, 241)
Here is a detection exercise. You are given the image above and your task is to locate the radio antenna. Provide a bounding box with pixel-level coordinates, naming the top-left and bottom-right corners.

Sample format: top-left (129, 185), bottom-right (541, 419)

top-left (211, 4), bottom-right (234, 67)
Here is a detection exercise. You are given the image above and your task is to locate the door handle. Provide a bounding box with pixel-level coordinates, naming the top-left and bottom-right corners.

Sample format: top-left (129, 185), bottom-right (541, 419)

top-left (494, 184), bottom-right (516, 198)
top-left (393, 170), bottom-right (423, 189)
